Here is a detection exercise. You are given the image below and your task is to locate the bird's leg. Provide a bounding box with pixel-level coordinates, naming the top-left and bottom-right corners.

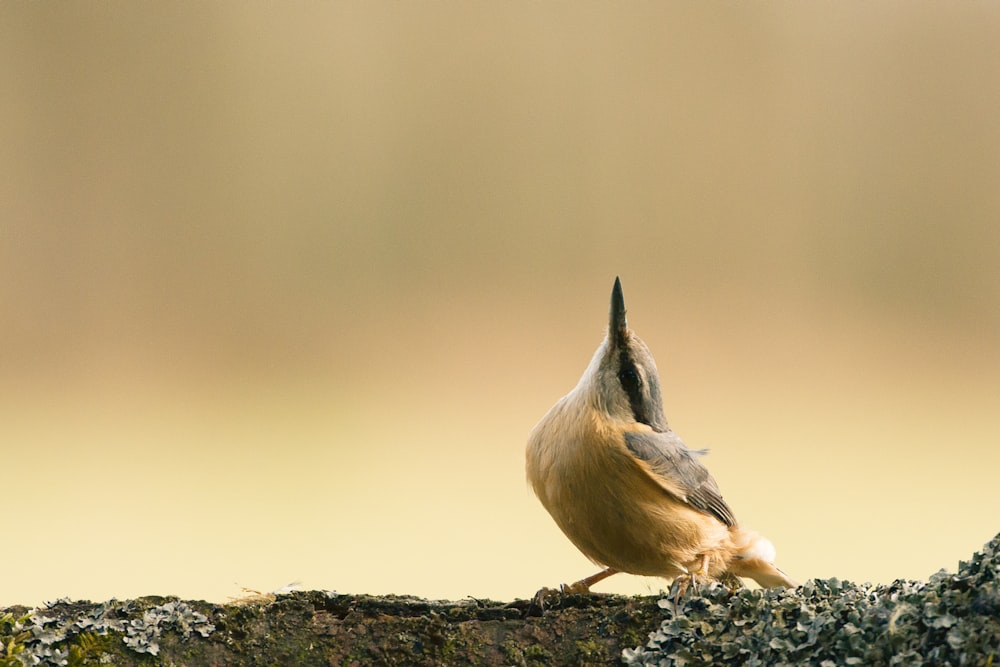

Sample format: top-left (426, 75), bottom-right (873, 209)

top-left (694, 554), bottom-right (710, 584)
top-left (562, 567), bottom-right (619, 594)
top-left (531, 567), bottom-right (619, 610)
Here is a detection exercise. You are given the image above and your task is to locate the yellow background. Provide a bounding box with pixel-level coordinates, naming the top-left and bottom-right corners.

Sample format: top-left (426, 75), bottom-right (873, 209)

top-left (2, 2), bottom-right (999, 606)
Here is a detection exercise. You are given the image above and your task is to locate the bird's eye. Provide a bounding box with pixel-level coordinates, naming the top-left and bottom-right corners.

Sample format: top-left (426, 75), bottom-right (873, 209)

top-left (618, 366), bottom-right (641, 392)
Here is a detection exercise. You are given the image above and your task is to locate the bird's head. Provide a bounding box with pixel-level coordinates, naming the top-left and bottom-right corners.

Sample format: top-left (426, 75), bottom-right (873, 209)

top-left (580, 277), bottom-right (668, 432)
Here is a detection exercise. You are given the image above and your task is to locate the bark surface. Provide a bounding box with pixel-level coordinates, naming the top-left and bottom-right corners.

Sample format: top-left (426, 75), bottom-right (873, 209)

top-left (2, 533), bottom-right (998, 666)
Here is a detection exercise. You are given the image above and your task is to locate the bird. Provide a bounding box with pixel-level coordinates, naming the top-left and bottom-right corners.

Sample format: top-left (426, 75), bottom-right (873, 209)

top-left (526, 276), bottom-right (796, 598)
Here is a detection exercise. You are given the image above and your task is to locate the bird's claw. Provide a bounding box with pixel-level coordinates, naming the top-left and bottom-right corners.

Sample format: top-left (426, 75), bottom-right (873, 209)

top-left (719, 571), bottom-right (744, 592)
top-left (529, 567), bottom-right (616, 613)
top-left (669, 572), bottom-right (712, 612)
top-left (530, 580), bottom-right (594, 612)
top-left (530, 586), bottom-right (559, 611)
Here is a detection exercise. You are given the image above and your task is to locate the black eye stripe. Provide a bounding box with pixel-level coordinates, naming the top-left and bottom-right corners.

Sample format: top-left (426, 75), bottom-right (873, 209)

top-left (618, 352), bottom-right (653, 426)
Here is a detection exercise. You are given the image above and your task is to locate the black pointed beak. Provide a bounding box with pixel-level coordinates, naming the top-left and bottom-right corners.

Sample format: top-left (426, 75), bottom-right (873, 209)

top-left (609, 276), bottom-right (628, 347)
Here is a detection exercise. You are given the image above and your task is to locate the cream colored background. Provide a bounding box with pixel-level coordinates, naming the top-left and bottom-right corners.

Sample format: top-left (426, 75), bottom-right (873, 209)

top-left (2, 2), bottom-right (999, 606)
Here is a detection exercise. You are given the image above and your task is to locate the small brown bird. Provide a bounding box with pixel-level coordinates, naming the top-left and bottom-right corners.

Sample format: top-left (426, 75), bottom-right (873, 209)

top-left (526, 277), bottom-right (796, 595)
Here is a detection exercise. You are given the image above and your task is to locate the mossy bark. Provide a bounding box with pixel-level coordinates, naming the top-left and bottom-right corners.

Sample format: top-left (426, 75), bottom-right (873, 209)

top-left (2, 592), bottom-right (661, 666)
top-left (4, 533), bottom-right (998, 666)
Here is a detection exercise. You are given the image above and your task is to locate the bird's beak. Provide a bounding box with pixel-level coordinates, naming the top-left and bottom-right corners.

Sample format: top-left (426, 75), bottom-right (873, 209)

top-left (609, 276), bottom-right (628, 348)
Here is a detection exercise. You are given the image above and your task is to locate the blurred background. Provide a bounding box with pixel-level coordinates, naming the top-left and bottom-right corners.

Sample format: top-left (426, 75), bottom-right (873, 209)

top-left (2, 2), bottom-right (999, 606)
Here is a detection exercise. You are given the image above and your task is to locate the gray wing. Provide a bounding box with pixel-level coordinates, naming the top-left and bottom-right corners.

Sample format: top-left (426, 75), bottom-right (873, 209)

top-left (624, 431), bottom-right (737, 527)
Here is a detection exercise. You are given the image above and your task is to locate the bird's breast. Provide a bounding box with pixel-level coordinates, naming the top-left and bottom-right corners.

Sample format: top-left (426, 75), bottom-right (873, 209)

top-left (526, 400), bottom-right (731, 576)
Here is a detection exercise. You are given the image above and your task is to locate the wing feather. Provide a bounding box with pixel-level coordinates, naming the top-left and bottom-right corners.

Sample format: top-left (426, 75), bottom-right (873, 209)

top-left (624, 430), bottom-right (737, 527)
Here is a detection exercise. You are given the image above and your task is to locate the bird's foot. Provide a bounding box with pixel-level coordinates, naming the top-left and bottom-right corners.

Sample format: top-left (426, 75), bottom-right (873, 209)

top-left (530, 580), bottom-right (595, 610)
top-left (529, 583), bottom-right (588, 613)
top-left (668, 573), bottom-right (700, 608)
top-left (530, 567), bottom-right (618, 612)
top-left (672, 555), bottom-right (715, 608)
top-left (669, 561), bottom-right (714, 613)
top-left (530, 586), bottom-right (561, 611)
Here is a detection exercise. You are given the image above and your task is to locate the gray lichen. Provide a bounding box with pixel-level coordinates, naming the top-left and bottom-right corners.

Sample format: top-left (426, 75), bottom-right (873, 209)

top-left (5, 597), bottom-right (214, 665)
top-left (624, 535), bottom-right (1000, 666)
top-left (122, 600), bottom-right (215, 656)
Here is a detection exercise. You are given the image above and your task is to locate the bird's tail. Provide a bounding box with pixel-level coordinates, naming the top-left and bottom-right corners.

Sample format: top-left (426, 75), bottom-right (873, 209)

top-left (728, 529), bottom-right (799, 589)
